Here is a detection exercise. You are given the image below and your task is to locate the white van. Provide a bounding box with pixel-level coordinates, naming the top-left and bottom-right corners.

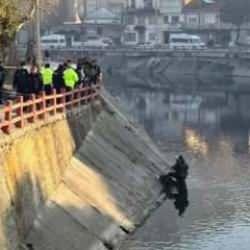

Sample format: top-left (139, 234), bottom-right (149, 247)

top-left (41, 34), bottom-right (66, 49)
top-left (169, 33), bottom-right (205, 50)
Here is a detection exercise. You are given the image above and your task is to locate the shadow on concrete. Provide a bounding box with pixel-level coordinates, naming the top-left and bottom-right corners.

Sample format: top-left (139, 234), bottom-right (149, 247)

top-left (0, 172), bottom-right (45, 250)
top-left (63, 98), bottom-right (164, 239)
top-left (0, 163), bottom-right (124, 250)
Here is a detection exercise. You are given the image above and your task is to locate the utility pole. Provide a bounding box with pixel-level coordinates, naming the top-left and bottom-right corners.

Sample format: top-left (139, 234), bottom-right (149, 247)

top-left (35, 0), bottom-right (42, 67)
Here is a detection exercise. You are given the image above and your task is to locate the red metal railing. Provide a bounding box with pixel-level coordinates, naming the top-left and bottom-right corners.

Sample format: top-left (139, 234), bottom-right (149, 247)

top-left (0, 84), bottom-right (101, 134)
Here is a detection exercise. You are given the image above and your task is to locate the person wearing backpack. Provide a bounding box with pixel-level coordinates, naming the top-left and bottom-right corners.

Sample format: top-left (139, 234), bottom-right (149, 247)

top-left (0, 61), bottom-right (6, 104)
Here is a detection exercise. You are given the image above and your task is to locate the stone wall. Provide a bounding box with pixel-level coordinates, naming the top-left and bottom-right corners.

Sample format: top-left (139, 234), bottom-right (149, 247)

top-left (0, 103), bottom-right (97, 249)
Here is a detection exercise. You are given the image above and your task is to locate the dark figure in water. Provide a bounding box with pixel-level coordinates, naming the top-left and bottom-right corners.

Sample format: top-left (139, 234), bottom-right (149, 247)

top-left (159, 155), bottom-right (189, 187)
top-left (26, 243), bottom-right (34, 250)
top-left (169, 179), bottom-right (189, 216)
top-left (159, 156), bottom-right (189, 216)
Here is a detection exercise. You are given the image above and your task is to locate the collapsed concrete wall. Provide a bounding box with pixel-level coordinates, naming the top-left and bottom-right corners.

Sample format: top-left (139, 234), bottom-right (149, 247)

top-left (0, 94), bottom-right (168, 250)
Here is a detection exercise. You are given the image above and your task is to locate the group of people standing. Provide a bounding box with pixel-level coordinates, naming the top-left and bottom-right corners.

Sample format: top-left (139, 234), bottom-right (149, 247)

top-left (12, 58), bottom-right (101, 99)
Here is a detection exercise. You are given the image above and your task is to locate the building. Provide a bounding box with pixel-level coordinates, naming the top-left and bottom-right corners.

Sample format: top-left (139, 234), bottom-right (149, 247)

top-left (51, 6), bottom-right (124, 46)
top-left (107, 1), bottom-right (126, 16)
top-left (159, 0), bottom-right (184, 43)
top-left (182, 0), bottom-right (231, 45)
top-left (183, 0), bottom-right (220, 29)
top-left (122, 0), bottom-right (163, 45)
top-left (83, 8), bottom-right (124, 43)
top-left (159, 0), bottom-right (183, 26)
top-left (122, 0), bottom-right (185, 45)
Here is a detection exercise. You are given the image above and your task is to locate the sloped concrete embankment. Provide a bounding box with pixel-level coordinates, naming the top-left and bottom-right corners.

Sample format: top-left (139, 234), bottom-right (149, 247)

top-left (0, 93), bottom-right (168, 250)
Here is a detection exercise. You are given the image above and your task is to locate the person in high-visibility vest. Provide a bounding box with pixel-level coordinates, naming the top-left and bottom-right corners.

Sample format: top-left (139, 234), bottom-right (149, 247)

top-left (41, 63), bottom-right (54, 94)
top-left (63, 63), bottom-right (79, 91)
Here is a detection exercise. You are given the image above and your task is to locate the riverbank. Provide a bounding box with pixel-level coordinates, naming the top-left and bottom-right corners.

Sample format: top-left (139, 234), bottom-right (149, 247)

top-left (101, 55), bottom-right (250, 79)
top-left (43, 48), bottom-right (250, 80)
top-left (0, 91), bottom-right (168, 250)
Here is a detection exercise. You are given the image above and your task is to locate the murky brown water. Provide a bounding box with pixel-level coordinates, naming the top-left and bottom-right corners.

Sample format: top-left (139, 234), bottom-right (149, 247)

top-left (106, 76), bottom-right (250, 250)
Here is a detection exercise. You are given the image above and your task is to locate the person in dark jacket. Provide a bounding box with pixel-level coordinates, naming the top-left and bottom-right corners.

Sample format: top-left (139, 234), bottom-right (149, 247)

top-left (90, 59), bottom-right (101, 84)
top-left (0, 61), bottom-right (6, 104)
top-left (28, 64), bottom-right (42, 95)
top-left (75, 63), bottom-right (84, 87)
top-left (13, 62), bottom-right (29, 98)
top-left (83, 58), bottom-right (92, 85)
top-left (53, 64), bottom-right (65, 92)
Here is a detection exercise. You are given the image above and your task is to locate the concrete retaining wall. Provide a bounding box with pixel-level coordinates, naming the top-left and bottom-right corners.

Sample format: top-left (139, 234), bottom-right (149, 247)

top-left (0, 94), bottom-right (168, 250)
top-left (100, 55), bottom-right (250, 83)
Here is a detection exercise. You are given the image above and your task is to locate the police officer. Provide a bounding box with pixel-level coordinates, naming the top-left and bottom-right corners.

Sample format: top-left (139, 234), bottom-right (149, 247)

top-left (63, 61), bottom-right (79, 91)
top-left (41, 63), bottom-right (54, 95)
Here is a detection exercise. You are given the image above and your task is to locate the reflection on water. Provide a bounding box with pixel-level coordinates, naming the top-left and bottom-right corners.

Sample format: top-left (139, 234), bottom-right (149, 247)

top-left (165, 179), bottom-right (189, 217)
top-left (107, 76), bottom-right (250, 250)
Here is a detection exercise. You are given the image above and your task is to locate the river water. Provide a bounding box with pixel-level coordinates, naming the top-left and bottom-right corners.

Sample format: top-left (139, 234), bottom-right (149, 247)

top-left (105, 74), bottom-right (250, 250)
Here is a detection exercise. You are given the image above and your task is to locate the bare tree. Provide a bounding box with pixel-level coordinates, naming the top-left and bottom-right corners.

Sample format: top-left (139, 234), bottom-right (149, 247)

top-left (0, 0), bottom-right (58, 62)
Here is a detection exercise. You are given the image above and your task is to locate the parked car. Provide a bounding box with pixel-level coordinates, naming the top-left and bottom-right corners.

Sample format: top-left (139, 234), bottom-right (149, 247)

top-left (136, 42), bottom-right (159, 49)
top-left (82, 37), bottom-right (112, 48)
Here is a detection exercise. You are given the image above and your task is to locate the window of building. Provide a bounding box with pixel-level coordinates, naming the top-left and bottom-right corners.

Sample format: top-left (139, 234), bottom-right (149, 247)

top-left (97, 27), bottom-right (103, 35)
top-left (172, 111), bottom-right (179, 121)
top-left (124, 32), bottom-right (137, 42)
top-left (131, 0), bottom-right (135, 8)
top-left (127, 15), bottom-right (135, 25)
top-left (188, 15), bottom-right (199, 25)
top-left (144, 0), bottom-right (153, 8)
top-left (137, 16), bottom-right (145, 25)
top-left (148, 32), bottom-right (157, 41)
top-left (148, 16), bottom-right (156, 25)
top-left (204, 13), bottom-right (216, 25)
top-left (164, 16), bottom-right (169, 24)
top-left (172, 16), bottom-right (179, 24)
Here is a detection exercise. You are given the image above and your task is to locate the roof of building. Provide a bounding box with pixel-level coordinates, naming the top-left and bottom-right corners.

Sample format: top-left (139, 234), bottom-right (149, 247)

top-left (183, 0), bottom-right (220, 12)
top-left (85, 8), bottom-right (121, 24)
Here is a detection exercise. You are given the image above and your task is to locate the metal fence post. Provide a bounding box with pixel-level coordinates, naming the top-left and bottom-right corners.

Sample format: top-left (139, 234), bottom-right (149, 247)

top-left (3, 101), bottom-right (13, 134)
top-left (61, 88), bottom-right (66, 113)
top-left (52, 89), bottom-right (57, 115)
top-left (30, 94), bottom-right (37, 123)
top-left (16, 96), bottom-right (24, 128)
top-left (41, 91), bottom-right (46, 119)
